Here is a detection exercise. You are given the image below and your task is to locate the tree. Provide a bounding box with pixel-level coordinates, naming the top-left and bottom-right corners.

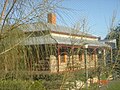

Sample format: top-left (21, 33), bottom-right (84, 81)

top-left (105, 24), bottom-right (120, 79)
top-left (0, 0), bottom-right (63, 78)
top-left (105, 24), bottom-right (120, 50)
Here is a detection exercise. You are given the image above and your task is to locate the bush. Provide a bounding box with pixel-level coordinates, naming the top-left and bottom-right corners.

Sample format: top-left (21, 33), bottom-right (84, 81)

top-left (28, 81), bottom-right (45, 90)
top-left (0, 80), bottom-right (45, 90)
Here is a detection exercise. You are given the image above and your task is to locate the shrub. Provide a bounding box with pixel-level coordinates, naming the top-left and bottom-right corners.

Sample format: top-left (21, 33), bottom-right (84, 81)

top-left (0, 80), bottom-right (45, 90)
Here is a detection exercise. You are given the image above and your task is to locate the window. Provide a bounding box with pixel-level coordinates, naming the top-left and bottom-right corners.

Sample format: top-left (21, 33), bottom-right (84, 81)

top-left (60, 48), bottom-right (68, 63)
top-left (79, 53), bottom-right (83, 61)
top-left (60, 52), bottom-right (67, 63)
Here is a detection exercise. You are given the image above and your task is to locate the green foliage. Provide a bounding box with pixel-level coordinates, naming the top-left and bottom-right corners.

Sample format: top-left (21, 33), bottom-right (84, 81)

top-left (106, 80), bottom-right (120, 90)
top-left (33, 74), bottom-right (63, 89)
top-left (0, 80), bottom-right (45, 90)
top-left (105, 25), bottom-right (120, 49)
top-left (28, 81), bottom-right (45, 90)
top-left (0, 27), bottom-right (26, 71)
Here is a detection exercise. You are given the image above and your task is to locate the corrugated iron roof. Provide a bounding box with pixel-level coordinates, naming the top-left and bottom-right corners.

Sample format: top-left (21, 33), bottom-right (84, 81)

top-left (19, 22), bottom-right (96, 38)
top-left (22, 34), bottom-right (109, 47)
top-left (19, 22), bottom-right (109, 47)
top-left (22, 35), bottom-right (56, 45)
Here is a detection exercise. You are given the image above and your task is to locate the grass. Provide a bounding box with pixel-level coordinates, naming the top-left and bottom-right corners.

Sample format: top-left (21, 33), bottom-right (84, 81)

top-left (106, 80), bottom-right (120, 90)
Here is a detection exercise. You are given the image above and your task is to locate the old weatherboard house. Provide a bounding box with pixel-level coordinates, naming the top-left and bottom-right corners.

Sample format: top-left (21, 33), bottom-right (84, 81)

top-left (20, 13), bottom-right (112, 73)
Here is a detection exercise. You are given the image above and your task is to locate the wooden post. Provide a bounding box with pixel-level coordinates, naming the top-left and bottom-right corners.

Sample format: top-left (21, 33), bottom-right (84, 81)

top-left (110, 48), bottom-right (113, 65)
top-left (103, 49), bottom-right (106, 66)
top-left (84, 45), bottom-right (88, 89)
top-left (94, 48), bottom-right (97, 69)
top-left (57, 45), bottom-right (60, 72)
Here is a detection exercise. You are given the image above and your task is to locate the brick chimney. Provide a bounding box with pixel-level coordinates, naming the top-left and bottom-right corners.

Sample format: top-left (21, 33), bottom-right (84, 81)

top-left (47, 13), bottom-right (56, 25)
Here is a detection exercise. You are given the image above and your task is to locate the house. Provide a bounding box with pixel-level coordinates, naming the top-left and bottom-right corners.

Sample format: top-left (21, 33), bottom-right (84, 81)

top-left (100, 39), bottom-right (117, 49)
top-left (19, 13), bottom-right (112, 73)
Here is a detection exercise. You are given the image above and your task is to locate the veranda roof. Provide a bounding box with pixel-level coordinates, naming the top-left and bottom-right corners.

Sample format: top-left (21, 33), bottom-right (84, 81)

top-left (22, 34), bottom-right (110, 47)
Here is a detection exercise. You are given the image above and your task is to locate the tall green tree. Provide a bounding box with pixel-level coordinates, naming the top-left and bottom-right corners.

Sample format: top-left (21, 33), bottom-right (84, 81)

top-left (105, 24), bottom-right (120, 50)
top-left (105, 24), bottom-right (120, 79)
